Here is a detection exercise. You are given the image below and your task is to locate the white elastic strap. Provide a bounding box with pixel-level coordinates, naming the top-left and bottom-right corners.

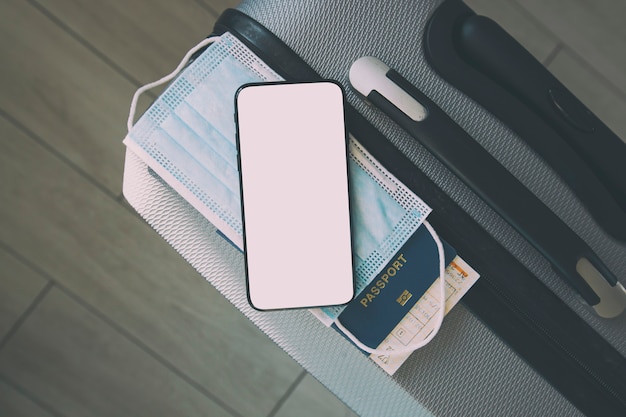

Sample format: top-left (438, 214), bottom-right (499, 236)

top-left (335, 220), bottom-right (446, 355)
top-left (126, 35), bottom-right (222, 132)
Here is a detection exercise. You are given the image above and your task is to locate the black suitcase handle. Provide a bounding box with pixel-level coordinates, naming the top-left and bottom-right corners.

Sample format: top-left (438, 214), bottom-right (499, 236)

top-left (457, 14), bottom-right (626, 213)
top-left (425, 0), bottom-right (626, 243)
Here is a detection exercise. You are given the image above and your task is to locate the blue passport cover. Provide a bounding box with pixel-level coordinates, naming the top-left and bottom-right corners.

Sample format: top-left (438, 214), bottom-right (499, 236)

top-left (336, 225), bottom-right (456, 350)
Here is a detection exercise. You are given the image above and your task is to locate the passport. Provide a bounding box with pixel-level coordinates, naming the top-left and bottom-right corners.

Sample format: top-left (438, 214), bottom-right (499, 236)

top-left (336, 225), bottom-right (456, 350)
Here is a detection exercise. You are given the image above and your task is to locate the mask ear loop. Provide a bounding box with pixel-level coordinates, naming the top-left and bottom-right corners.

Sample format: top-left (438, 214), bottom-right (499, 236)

top-left (126, 35), bottom-right (222, 132)
top-left (334, 220), bottom-right (446, 355)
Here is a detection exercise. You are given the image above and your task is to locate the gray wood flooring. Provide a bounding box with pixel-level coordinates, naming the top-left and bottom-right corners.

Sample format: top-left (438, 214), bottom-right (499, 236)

top-left (1, 1), bottom-right (624, 416)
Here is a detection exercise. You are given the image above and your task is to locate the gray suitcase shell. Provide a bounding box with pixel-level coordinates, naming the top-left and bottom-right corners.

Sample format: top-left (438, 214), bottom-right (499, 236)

top-left (123, 0), bottom-right (626, 415)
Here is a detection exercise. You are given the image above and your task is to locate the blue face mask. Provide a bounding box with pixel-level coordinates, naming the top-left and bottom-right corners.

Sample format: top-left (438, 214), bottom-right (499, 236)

top-left (124, 32), bottom-right (442, 353)
top-left (126, 33), bottom-right (281, 241)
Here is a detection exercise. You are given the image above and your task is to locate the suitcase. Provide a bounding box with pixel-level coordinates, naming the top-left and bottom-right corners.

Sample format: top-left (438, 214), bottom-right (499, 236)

top-left (122, 0), bottom-right (626, 415)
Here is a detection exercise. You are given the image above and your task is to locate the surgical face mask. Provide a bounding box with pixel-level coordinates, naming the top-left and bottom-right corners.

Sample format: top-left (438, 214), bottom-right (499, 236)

top-left (126, 33), bottom-right (280, 242)
top-left (124, 32), bottom-right (445, 355)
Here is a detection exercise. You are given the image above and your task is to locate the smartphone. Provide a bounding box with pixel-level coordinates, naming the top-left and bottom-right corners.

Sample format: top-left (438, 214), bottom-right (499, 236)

top-left (235, 81), bottom-right (355, 311)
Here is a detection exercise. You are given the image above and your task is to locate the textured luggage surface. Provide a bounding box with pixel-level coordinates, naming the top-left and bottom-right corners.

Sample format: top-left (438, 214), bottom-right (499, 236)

top-left (122, 0), bottom-right (625, 415)
top-left (233, 0), bottom-right (626, 351)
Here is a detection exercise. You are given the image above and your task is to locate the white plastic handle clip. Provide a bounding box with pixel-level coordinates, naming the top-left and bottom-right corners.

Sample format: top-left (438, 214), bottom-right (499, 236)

top-left (349, 56), bottom-right (427, 122)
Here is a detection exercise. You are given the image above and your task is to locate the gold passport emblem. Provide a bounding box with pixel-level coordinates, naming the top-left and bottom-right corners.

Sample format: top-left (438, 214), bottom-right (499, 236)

top-left (396, 289), bottom-right (412, 306)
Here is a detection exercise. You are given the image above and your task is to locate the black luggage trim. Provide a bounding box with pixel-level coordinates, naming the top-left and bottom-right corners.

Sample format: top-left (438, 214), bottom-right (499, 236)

top-left (424, 0), bottom-right (626, 243)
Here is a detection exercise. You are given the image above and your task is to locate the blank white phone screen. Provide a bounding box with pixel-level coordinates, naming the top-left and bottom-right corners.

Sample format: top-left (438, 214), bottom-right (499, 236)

top-left (235, 81), bottom-right (354, 310)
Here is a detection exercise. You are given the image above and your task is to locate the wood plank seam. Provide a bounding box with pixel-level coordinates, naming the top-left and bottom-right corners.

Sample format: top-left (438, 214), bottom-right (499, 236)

top-left (0, 281), bottom-right (53, 352)
top-left (0, 240), bottom-right (245, 417)
top-left (0, 373), bottom-right (66, 417)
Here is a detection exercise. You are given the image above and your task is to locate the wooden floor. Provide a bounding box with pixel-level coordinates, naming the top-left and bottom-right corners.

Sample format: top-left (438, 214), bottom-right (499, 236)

top-left (1, 1), bottom-right (624, 416)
